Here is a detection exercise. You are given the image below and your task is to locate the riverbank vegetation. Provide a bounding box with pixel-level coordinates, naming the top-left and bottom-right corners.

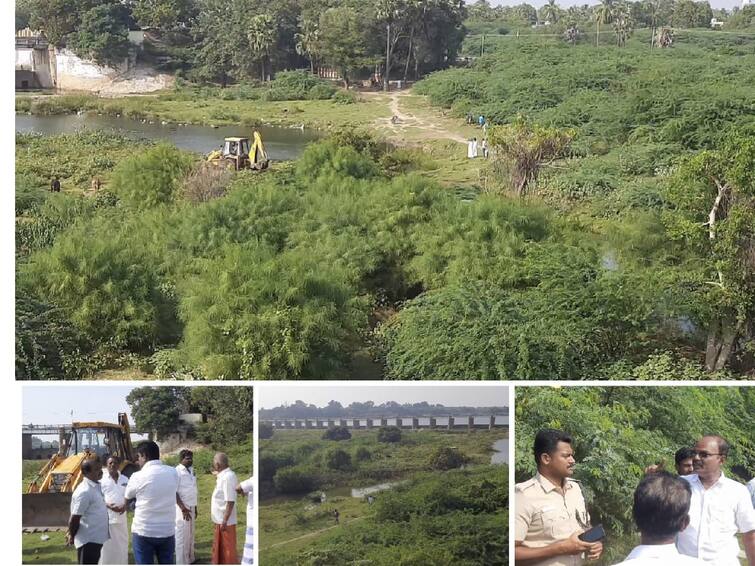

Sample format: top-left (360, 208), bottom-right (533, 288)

top-left (260, 428), bottom-right (506, 565)
top-left (516, 387), bottom-right (755, 564)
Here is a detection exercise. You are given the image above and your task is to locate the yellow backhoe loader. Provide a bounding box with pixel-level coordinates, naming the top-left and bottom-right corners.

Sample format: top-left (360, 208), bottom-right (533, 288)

top-left (206, 131), bottom-right (269, 171)
top-left (23, 413), bottom-right (138, 531)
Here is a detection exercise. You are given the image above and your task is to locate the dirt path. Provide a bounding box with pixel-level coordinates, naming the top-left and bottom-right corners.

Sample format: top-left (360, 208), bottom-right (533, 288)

top-left (263, 516), bottom-right (367, 550)
top-left (370, 91), bottom-right (468, 144)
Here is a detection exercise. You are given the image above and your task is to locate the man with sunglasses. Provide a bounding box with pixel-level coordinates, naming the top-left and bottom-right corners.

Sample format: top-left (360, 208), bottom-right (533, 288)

top-left (676, 435), bottom-right (755, 566)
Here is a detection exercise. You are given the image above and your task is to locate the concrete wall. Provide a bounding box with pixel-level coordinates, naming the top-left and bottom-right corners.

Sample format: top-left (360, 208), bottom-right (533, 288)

top-left (15, 47), bottom-right (54, 89)
top-left (54, 48), bottom-right (129, 91)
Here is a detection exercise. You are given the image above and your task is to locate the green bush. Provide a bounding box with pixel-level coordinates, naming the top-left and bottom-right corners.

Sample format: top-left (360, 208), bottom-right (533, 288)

top-left (325, 448), bottom-right (352, 470)
top-left (110, 144), bottom-right (193, 210)
top-left (332, 90), bottom-right (358, 105)
top-left (428, 446), bottom-right (468, 470)
top-left (377, 426), bottom-right (402, 443)
top-left (354, 446), bottom-right (372, 461)
top-left (274, 466), bottom-right (316, 494)
top-left (308, 83), bottom-right (337, 100)
top-left (322, 426), bottom-right (352, 441)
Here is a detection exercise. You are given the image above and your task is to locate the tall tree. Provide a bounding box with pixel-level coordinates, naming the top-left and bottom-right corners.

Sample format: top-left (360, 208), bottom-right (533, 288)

top-left (126, 387), bottom-right (189, 438)
top-left (540, 0), bottom-right (562, 24)
top-left (594, 0), bottom-right (613, 47)
top-left (248, 13), bottom-right (276, 81)
top-left (375, 0), bottom-right (404, 91)
top-left (663, 133), bottom-right (755, 372)
top-left (294, 16), bottom-right (320, 74)
top-left (612, 1), bottom-right (633, 47)
top-left (317, 6), bottom-right (372, 89)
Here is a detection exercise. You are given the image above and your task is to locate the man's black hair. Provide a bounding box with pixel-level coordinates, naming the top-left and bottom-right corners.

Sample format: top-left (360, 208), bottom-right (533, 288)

top-left (81, 458), bottom-right (100, 475)
top-left (136, 440), bottom-right (160, 461)
top-left (633, 471), bottom-right (691, 540)
top-left (674, 447), bottom-right (695, 465)
top-left (533, 429), bottom-right (572, 467)
top-left (179, 449), bottom-right (193, 461)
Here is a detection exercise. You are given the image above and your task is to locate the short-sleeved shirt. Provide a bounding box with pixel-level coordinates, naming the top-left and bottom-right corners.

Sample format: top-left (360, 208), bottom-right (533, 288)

top-left (211, 467), bottom-right (238, 525)
top-left (124, 459), bottom-right (179, 538)
top-left (176, 464), bottom-right (198, 508)
top-left (748, 478), bottom-right (755, 508)
top-left (70, 477), bottom-right (110, 549)
top-left (100, 472), bottom-right (129, 524)
top-left (239, 476), bottom-right (254, 525)
top-left (515, 473), bottom-right (589, 566)
top-left (678, 472), bottom-right (755, 566)
top-left (612, 543), bottom-right (707, 566)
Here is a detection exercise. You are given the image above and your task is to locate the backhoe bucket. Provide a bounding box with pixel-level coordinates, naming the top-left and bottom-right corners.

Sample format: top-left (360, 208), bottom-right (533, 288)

top-left (23, 492), bottom-right (72, 530)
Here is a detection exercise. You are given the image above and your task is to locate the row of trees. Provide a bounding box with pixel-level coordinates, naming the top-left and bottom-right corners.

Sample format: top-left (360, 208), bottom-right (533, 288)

top-left (468, 0), bottom-right (731, 30)
top-left (125, 386), bottom-right (253, 445)
top-left (15, 0), bottom-right (465, 87)
top-left (260, 400), bottom-right (507, 419)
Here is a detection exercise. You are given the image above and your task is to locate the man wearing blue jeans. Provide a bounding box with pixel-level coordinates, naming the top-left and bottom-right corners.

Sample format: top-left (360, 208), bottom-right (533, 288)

top-left (125, 441), bottom-right (179, 564)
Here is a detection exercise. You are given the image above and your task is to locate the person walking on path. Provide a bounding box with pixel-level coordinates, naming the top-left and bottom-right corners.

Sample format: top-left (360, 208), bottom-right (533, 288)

top-left (67, 459), bottom-right (110, 565)
top-left (99, 456), bottom-right (129, 565)
top-left (125, 441), bottom-right (179, 565)
top-left (211, 452), bottom-right (239, 565)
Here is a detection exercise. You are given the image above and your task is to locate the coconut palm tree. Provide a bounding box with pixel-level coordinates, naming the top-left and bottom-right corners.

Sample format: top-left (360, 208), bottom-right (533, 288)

top-left (612, 1), bottom-right (633, 46)
top-left (594, 0), bottom-right (614, 47)
top-left (248, 14), bottom-right (276, 81)
top-left (294, 17), bottom-right (320, 74)
top-left (540, 0), bottom-right (562, 24)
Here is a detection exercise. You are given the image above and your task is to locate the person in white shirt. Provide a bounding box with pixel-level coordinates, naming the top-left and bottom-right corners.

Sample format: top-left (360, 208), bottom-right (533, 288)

top-left (67, 459), bottom-right (110, 565)
top-left (748, 478), bottom-right (755, 508)
top-left (124, 441), bottom-right (179, 565)
top-left (175, 449), bottom-right (198, 565)
top-left (99, 455), bottom-right (129, 565)
top-left (236, 475), bottom-right (254, 565)
top-left (613, 471), bottom-right (706, 566)
top-left (211, 452), bottom-right (239, 565)
top-left (677, 436), bottom-right (755, 566)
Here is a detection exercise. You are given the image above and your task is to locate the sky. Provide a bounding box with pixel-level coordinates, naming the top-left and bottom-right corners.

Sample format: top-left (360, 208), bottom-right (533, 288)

top-left (260, 385), bottom-right (509, 409)
top-left (488, 0), bottom-right (743, 10)
top-left (22, 385), bottom-right (137, 425)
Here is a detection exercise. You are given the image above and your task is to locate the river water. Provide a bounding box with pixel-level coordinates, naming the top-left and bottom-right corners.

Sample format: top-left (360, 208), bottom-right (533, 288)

top-left (15, 114), bottom-right (320, 161)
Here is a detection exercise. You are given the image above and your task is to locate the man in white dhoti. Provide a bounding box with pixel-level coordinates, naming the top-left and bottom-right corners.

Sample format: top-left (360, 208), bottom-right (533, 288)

top-left (236, 475), bottom-right (254, 565)
top-left (175, 450), bottom-right (198, 565)
top-left (99, 456), bottom-right (129, 565)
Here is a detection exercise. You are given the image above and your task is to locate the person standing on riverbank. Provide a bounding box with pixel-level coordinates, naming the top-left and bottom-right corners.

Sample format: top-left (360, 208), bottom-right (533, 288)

top-left (211, 452), bottom-right (239, 565)
top-left (100, 456), bottom-right (129, 565)
top-left (175, 450), bottom-right (198, 565)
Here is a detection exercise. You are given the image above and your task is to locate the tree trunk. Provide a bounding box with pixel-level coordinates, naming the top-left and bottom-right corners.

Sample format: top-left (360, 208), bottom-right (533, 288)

top-left (384, 22), bottom-right (391, 91)
top-left (403, 26), bottom-right (415, 81)
top-left (310, 59), bottom-right (314, 74)
top-left (596, 21), bottom-right (600, 47)
top-left (705, 316), bottom-right (742, 372)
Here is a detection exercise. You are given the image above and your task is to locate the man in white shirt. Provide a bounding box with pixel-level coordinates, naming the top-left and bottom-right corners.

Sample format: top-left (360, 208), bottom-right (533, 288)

top-left (67, 459), bottom-right (110, 565)
top-left (677, 436), bottom-right (755, 566)
top-left (613, 471), bottom-right (706, 565)
top-left (211, 452), bottom-right (239, 564)
top-left (236, 475), bottom-right (254, 565)
top-left (175, 449), bottom-right (198, 565)
top-left (125, 441), bottom-right (179, 565)
top-left (99, 455), bottom-right (129, 565)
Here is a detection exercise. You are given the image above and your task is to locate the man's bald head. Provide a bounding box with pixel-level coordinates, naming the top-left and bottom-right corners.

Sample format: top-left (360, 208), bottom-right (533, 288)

top-left (213, 452), bottom-right (229, 471)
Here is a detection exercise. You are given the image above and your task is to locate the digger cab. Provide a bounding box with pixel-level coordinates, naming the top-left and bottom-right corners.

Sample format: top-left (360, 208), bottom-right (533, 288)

top-left (210, 133), bottom-right (269, 171)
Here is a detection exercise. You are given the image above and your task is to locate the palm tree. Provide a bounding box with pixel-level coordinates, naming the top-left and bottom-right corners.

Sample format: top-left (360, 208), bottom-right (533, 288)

top-left (541, 0), bottom-right (562, 24)
top-left (612, 1), bottom-right (633, 46)
top-left (294, 17), bottom-right (320, 74)
top-left (248, 14), bottom-right (276, 81)
top-left (594, 0), bottom-right (614, 47)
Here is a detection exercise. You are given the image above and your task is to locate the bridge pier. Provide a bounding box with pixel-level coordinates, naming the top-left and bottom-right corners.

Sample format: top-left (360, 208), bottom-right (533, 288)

top-left (366, 419), bottom-right (374, 429)
top-left (489, 415), bottom-right (495, 431)
top-left (339, 419), bottom-right (347, 427)
top-left (447, 416), bottom-right (454, 430)
top-left (467, 416), bottom-right (474, 431)
top-left (380, 418), bottom-right (388, 427)
top-left (412, 417), bottom-right (418, 430)
top-left (305, 419), bottom-right (313, 429)
top-left (429, 417), bottom-right (436, 428)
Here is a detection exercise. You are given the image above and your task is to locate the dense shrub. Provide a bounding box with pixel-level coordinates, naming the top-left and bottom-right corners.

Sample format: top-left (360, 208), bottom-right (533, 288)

top-left (354, 446), bottom-right (372, 461)
top-left (322, 426), bottom-right (352, 441)
top-left (377, 426), bottom-right (402, 443)
top-left (428, 446), bottom-right (468, 470)
top-left (110, 144), bottom-right (193, 209)
top-left (259, 422), bottom-right (274, 440)
top-left (273, 466), bottom-right (316, 494)
top-left (325, 448), bottom-right (352, 470)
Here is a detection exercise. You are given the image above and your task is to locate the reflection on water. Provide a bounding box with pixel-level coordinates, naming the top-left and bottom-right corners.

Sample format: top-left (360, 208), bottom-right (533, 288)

top-left (491, 438), bottom-right (509, 465)
top-left (15, 113), bottom-right (320, 161)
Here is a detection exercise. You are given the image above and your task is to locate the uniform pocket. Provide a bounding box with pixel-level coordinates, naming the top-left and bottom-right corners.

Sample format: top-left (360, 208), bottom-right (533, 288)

top-left (540, 508), bottom-right (572, 539)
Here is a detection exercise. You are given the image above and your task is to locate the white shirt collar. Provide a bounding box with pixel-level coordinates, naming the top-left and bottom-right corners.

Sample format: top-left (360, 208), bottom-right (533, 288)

top-left (626, 544), bottom-right (680, 559)
top-left (142, 459), bottom-right (162, 469)
top-left (84, 477), bottom-right (100, 488)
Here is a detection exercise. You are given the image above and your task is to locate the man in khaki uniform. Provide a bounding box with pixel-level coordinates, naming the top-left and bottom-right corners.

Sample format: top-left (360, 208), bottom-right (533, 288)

top-left (515, 429), bottom-right (603, 565)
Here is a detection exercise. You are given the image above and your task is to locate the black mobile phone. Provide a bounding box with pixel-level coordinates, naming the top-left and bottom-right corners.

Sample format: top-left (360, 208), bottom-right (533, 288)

top-left (578, 524), bottom-right (606, 543)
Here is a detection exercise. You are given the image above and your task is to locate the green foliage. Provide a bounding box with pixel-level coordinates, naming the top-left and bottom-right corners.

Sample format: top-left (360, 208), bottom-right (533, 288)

top-left (354, 446), bottom-right (372, 461)
top-left (325, 447), bottom-right (352, 470)
top-left (428, 446), bottom-right (468, 470)
top-left (126, 386), bottom-right (187, 437)
top-left (377, 426), bottom-right (402, 443)
top-left (322, 426), bottom-right (352, 441)
top-left (189, 386), bottom-right (254, 446)
top-left (259, 422), bottom-right (274, 440)
top-left (110, 144), bottom-right (193, 210)
top-left (516, 386), bottom-right (755, 551)
top-left (274, 466), bottom-right (316, 494)
top-left (68, 3), bottom-right (132, 67)
top-left (317, 6), bottom-right (374, 87)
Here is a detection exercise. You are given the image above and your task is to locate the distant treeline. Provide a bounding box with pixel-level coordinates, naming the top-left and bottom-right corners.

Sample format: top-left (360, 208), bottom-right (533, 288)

top-left (260, 400), bottom-right (508, 419)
